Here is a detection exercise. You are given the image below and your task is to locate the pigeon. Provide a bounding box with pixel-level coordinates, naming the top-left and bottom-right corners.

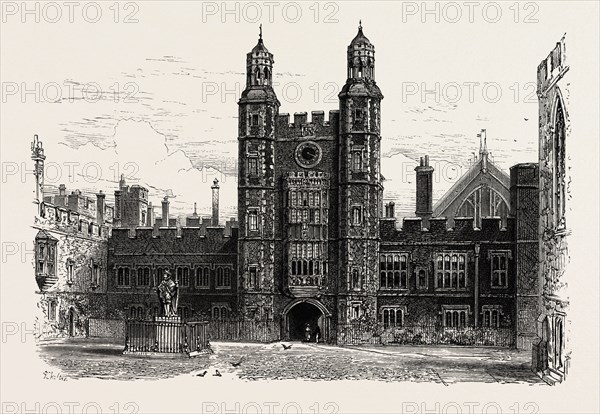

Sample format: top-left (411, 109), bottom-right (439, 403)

top-left (196, 371), bottom-right (207, 377)
top-left (213, 370), bottom-right (222, 377)
top-left (282, 343), bottom-right (293, 350)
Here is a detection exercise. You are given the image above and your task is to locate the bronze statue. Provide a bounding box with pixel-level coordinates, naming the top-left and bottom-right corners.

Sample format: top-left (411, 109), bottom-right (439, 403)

top-left (156, 270), bottom-right (179, 317)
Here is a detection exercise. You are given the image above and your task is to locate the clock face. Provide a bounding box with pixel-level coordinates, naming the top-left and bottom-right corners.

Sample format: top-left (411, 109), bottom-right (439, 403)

top-left (295, 142), bottom-right (322, 168)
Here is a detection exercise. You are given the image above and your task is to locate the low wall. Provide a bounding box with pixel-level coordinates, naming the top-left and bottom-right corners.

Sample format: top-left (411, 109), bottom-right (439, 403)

top-left (88, 318), bottom-right (126, 341)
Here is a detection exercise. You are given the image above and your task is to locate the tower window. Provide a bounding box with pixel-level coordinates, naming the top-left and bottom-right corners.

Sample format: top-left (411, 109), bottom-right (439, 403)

top-left (248, 210), bottom-right (258, 231)
top-left (351, 268), bottom-right (362, 290)
top-left (249, 113), bottom-right (260, 127)
top-left (351, 206), bottom-right (362, 226)
top-left (353, 108), bottom-right (365, 130)
top-left (247, 156), bottom-right (259, 176)
top-left (248, 266), bottom-right (258, 289)
top-left (352, 151), bottom-right (363, 172)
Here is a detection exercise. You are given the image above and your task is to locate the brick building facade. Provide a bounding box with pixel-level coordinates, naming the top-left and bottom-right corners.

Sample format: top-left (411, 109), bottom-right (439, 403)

top-left (32, 25), bottom-right (553, 355)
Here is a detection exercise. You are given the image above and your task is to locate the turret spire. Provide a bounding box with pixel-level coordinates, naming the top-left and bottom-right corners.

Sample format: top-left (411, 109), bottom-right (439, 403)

top-left (259, 24), bottom-right (262, 41)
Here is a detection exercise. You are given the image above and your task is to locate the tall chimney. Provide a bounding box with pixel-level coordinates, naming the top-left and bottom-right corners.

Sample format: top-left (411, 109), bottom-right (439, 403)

top-left (161, 196), bottom-right (169, 227)
top-left (96, 190), bottom-right (105, 225)
top-left (30, 134), bottom-right (45, 214)
top-left (415, 155), bottom-right (434, 223)
top-left (146, 202), bottom-right (153, 227)
top-left (211, 178), bottom-right (220, 227)
top-left (385, 201), bottom-right (395, 218)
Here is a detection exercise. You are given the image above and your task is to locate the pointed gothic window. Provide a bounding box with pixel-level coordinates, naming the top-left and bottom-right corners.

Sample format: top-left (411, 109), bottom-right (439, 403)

top-left (554, 100), bottom-right (566, 227)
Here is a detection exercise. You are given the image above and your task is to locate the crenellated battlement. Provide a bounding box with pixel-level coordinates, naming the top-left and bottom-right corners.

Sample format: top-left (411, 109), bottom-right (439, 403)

top-left (110, 225), bottom-right (237, 242)
top-left (109, 224), bottom-right (238, 255)
top-left (380, 216), bottom-right (515, 241)
top-left (276, 110), bottom-right (339, 139)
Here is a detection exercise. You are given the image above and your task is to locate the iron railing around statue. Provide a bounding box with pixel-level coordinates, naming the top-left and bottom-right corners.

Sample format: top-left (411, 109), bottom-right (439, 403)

top-left (124, 318), bottom-right (209, 355)
top-left (207, 317), bottom-right (280, 343)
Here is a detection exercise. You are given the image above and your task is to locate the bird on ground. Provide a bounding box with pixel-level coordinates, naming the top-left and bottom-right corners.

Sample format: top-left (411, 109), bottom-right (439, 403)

top-left (196, 371), bottom-right (207, 377)
top-left (230, 357), bottom-right (245, 367)
top-left (213, 370), bottom-right (222, 377)
top-left (282, 343), bottom-right (293, 350)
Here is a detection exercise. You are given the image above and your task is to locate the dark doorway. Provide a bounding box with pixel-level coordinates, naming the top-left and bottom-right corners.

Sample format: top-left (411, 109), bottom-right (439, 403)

top-left (68, 308), bottom-right (75, 337)
top-left (287, 302), bottom-right (323, 341)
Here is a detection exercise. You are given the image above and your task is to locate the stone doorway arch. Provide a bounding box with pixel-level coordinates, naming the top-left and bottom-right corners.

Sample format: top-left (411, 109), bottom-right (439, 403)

top-left (282, 299), bottom-right (331, 343)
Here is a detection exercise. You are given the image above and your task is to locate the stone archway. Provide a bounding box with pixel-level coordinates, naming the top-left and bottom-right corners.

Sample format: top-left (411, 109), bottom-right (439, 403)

top-left (282, 299), bottom-right (331, 342)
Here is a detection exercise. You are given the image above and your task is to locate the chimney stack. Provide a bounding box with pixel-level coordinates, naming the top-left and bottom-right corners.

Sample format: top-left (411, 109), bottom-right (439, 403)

top-left (161, 196), bottom-right (169, 227)
top-left (385, 201), bottom-right (395, 218)
top-left (59, 184), bottom-right (66, 196)
top-left (415, 155), bottom-right (434, 223)
top-left (211, 178), bottom-right (220, 227)
top-left (96, 190), bottom-right (105, 225)
top-left (146, 202), bottom-right (154, 227)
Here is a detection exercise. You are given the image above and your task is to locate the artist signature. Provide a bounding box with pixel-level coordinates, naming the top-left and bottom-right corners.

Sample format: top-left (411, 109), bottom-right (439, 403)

top-left (42, 371), bottom-right (68, 381)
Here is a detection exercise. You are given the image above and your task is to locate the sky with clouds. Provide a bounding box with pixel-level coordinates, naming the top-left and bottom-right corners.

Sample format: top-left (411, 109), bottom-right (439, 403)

top-left (2, 1), bottom-right (595, 221)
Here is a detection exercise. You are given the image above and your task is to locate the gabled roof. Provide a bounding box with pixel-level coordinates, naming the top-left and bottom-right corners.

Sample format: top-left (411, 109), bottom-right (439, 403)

top-left (432, 131), bottom-right (510, 217)
top-left (35, 229), bottom-right (58, 241)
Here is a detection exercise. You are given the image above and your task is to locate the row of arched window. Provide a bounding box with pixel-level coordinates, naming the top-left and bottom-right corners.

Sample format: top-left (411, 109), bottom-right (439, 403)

top-left (435, 254), bottom-right (467, 290)
top-left (290, 259), bottom-right (327, 276)
top-left (288, 190), bottom-right (323, 208)
top-left (379, 254), bottom-right (409, 289)
top-left (373, 306), bottom-right (505, 328)
top-left (115, 265), bottom-right (232, 289)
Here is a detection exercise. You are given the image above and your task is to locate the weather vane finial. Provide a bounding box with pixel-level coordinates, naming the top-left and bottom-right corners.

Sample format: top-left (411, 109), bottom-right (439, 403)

top-left (259, 24), bottom-right (262, 40)
top-left (359, 20), bottom-right (362, 30)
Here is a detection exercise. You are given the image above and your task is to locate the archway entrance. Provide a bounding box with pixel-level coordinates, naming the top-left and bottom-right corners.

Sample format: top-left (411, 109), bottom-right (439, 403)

top-left (283, 299), bottom-right (330, 342)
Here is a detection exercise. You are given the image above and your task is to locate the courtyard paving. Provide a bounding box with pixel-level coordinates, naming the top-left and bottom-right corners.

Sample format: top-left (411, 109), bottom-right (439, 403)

top-left (37, 338), bottom-right (544, 384)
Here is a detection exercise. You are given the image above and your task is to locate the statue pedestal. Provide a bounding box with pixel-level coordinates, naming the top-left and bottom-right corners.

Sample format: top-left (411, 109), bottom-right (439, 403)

top-left (154, 316), bottom-right (184, 353)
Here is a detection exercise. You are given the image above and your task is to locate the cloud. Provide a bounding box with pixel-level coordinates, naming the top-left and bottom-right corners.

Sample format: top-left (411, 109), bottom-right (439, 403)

top-left (42, 119), bottom-right (238, 221)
